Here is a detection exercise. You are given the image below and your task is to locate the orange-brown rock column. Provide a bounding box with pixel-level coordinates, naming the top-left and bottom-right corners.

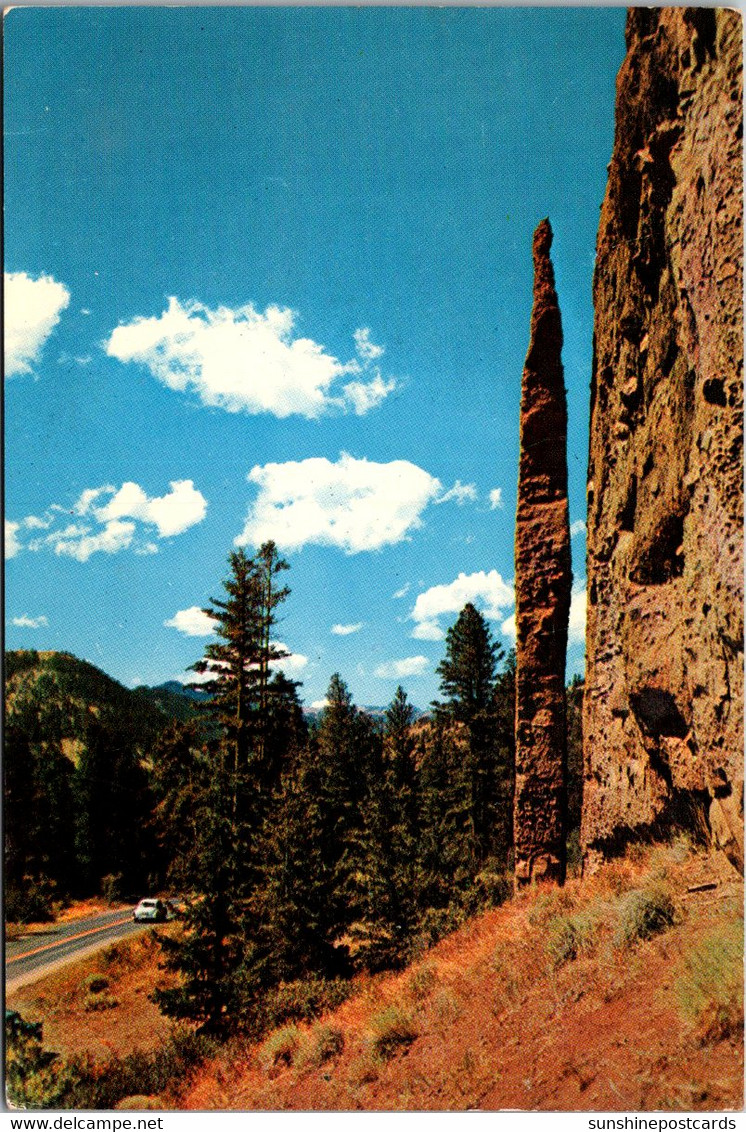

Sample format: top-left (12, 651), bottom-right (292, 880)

top-left (513, 218), bottom-right (572, 888)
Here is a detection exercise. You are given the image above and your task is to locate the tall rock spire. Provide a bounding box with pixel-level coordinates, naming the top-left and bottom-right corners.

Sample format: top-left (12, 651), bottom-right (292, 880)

top-left (513, 217), bottom-right (572, 888)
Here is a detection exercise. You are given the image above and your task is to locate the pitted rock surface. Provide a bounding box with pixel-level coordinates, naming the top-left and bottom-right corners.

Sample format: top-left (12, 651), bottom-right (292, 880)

top-left (514, 218), bottom-right (572, 887)
top-left (582, 9), bottom-right (743, 867)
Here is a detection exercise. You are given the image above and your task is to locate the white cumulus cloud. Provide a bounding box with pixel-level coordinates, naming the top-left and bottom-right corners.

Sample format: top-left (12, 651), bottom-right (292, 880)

top-left (411, 619), bottom-right (445, 641)
top-left (15, 478), bottom-right (207, 561)
top-left (374, 655), bottom-right (429, 679)
top-left (165, 606), bottom-right (216, 637)
top-left (489, 488), bottom-right (504, 510)
top-left (570, 519), bottom-right (587, 538)
top-left (331, 622), bottom-right (363, 636)
top-left (106, 297), bottom-right (395, 419)
top-left (392, 583), bottom-right (410, 600)
top-left (52, 519), bottom-right (136, 562)
top-left (5, 521), bottom-right (22, 559)
top-left (436, 480), bottom-right (478, 506)
top-left (272, 642), bottom-right (309, 676)
top-left (410, 569), bottom-right (514, 638)
top-left (12, 614), bottom-right (48, 629)
top-left (5, 271), bottom-right (70, 377)
top-left (95, 479), bottom-right (207, 537)
top-left (353, 327), bottom-right (384, 361)
top-left (236, 453), bottom-right (442, 554)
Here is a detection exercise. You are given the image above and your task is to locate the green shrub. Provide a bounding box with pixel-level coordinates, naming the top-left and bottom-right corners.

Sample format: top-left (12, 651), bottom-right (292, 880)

top-left (259, 1024), bottom-right (302, 1071)
top-left (6, 1015), bottom-right (211, 1110)
top-left (411, 903), bottom-right (466, 952)
top-left (472, 864), bottom-right (512, 908)
top-left (5, 1012), bottom-right (69, 1110)
top-left (61, 1029), bottom-right (212, 1109)
top-left (101, 873), bottom-right (124, 904)
top-left (615, 885), bottom-right (678, 947)
top-left (83, 993), bottom-right (119, 1012)
top-left (5, 879), bottom-right (55, 925)
top-left (676, 920), bottom-right (744, 1044)
top-left (368, 1005), bottom-right (418, 1059)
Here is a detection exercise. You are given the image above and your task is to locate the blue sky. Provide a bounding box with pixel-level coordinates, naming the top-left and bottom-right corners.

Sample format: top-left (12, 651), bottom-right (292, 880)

top-left (5, 6), bottom-right (626, 709)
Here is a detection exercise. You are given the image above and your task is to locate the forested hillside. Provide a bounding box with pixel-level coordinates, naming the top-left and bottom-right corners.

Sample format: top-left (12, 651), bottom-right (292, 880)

top-left (4, 650), bottom-right (199, 919)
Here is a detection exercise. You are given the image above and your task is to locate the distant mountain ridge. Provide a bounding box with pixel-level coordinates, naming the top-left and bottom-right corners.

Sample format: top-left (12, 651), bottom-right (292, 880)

top-left (146, 680), bottom-right (211, 701)
top-left (4, 650), bottom-right (201, 747)
top-left (133, 679), bottom-right (210, 721)
top-left (4, 651), bottom-right (428, 733)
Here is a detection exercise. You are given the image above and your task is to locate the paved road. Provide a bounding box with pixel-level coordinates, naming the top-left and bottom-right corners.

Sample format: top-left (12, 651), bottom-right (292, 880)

top-left (6, 908), bottom-right (158, 991)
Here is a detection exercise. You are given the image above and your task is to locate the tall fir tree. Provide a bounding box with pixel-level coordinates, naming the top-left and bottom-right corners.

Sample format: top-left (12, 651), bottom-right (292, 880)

top-left (314, 674), bottom-right (377, 956)
top-left (355, 687), bottom-right (421, 969)
top-left (434, 602), bottom-right (504, 865)
top-left (154, 743), bottom-right (247, 1033)
top-left (156, 543), bottom-right (297, 1033)
top-left (255, 733), bottom-right (339, 981)
top-left (149, 721), bottom-right (205, 890)
top-left (415, 721), bottom-right (470, 912)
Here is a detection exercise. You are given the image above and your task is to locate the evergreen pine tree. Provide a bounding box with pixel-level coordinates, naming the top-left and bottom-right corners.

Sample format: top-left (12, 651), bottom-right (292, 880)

top-left (255, 733), bottom-right (340, 980)
top-left (355, 687), bottom-right (420, 969)
top-left (155, 544), bottom-right (297, 1033)
top-left (314, 674), bottom-right (375, 952)
top-left (434, 602), bottom-right (504, 864)
top-left (154, 743), bottom-right (247, 1033)
top-left (149, 721), bottom-right (205, 889)
top-left (415, 722), bottom-right (469, 915)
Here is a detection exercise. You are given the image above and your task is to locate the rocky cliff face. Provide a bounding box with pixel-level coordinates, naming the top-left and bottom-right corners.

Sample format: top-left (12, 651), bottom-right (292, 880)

top-left (514, 218), bottom-right (572, 887)
top-left (582, 10), bottom-right (743, 868)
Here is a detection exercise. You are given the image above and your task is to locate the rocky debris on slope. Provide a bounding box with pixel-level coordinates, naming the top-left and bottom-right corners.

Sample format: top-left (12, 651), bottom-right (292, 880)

top-left (582, 10), bottom-right (743, 869)
top-left (513, 217), bottom-right (572, 887)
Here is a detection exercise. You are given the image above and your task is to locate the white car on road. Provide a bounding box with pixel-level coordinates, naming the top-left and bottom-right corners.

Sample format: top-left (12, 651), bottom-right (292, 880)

top-left (133, 898), bottom-right (168, 923)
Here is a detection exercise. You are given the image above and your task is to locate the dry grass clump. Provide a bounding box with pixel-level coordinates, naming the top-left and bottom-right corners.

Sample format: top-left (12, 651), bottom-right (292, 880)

top-left (258, 1024), bottom-right (302, 1071)
top-left (675, 919), bottom-right (744, 1045)
top-left (297, 1023), bottom-right (345, 1070)
top-left (614, 884), bottom-right (678, 948)
top-left (101, 942), bottom-right (125, 965)
top-left (408, 964), bottom-right (437, 1001)
top-left (431, 987), bottom-right (462, 1029)
top-left (545, 909), bottom-right (600, 968)
top-left (114, 1095), bottom-right (163, 1110)
top-left (348, 1051), bottom-right (380, 1086)
top-left (83, 992), bottom-right (119, 1012)
top-left (368, 1004), bottom-right (419, 1059)
top-left (527, 887), bottom-right (575, 928)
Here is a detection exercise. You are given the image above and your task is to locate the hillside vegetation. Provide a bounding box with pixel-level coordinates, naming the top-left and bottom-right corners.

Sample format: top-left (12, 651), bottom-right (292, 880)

top-left (7, 839), bottom-right (741, 1111)
top-left (177, 839), bottom-right (742, 1112)
top-left (4, 649), bottom-right (200, 918)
